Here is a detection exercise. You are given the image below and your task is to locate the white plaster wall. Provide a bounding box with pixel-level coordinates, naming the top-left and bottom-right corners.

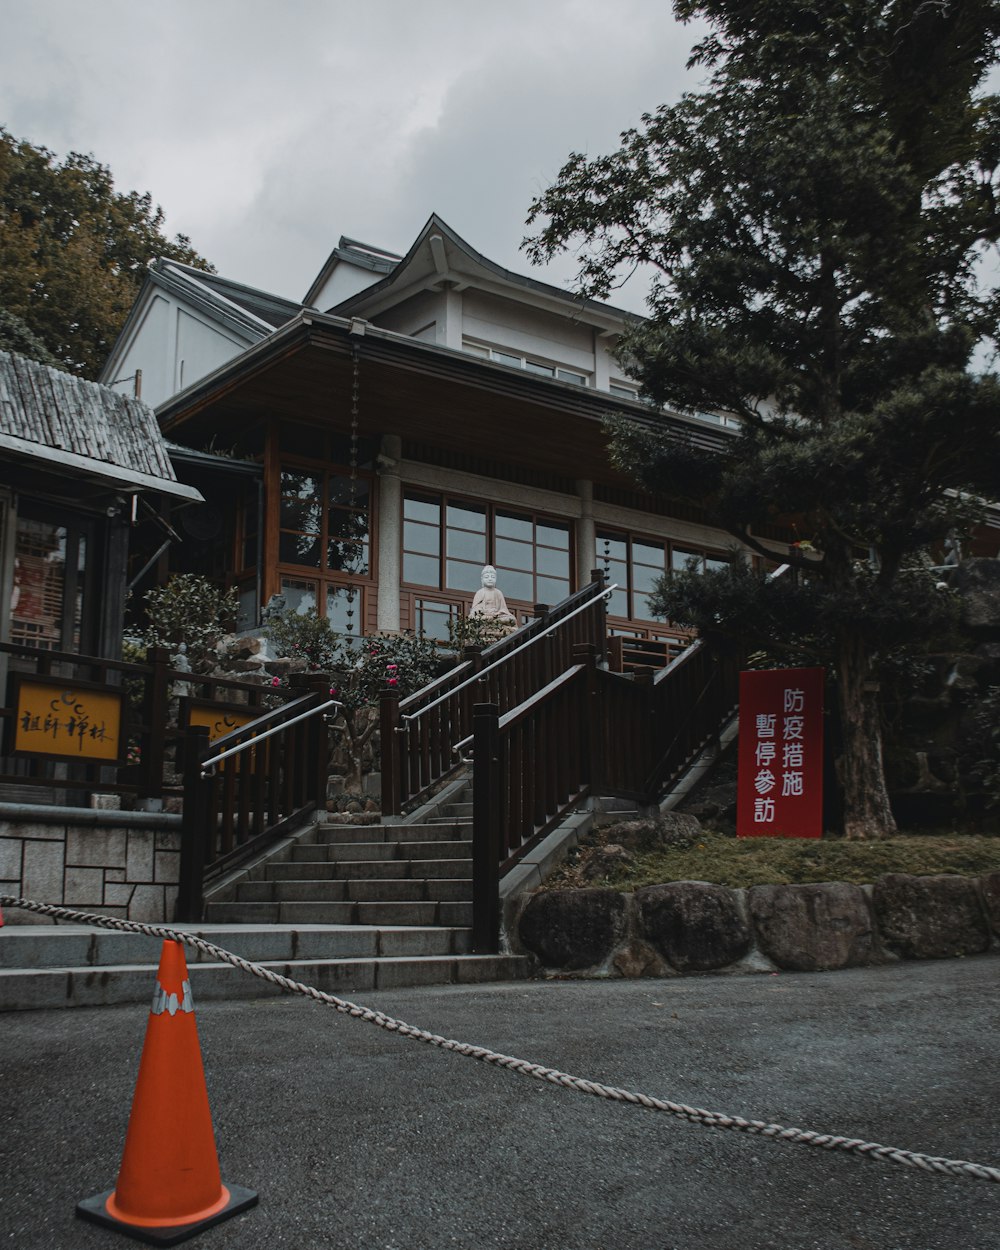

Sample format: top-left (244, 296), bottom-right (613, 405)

top-left (313, 261), bottom-right (386, 311)
top-left (106, 293), bottom-right (173, 408)
top-left (373, 290), bottom-right (446, 339)
top-left (462, 290), bottom-right (596, 374)
top-left (174, 307), bottom-right (246, 397)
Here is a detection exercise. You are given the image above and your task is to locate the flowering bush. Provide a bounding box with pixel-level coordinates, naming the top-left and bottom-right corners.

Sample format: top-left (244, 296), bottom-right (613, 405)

top-left (265, 610), bottom-right (440, 791)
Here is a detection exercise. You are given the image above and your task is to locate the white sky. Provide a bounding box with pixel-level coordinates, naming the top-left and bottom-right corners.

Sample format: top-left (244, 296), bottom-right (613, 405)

top-left (2, 0), bottom-right (705, 311)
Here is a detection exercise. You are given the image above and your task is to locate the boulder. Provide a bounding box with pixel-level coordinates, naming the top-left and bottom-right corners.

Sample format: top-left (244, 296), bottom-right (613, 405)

top-left (608, 813), bottom-right (700, 851)
top-left (635, 881), bottom-right (750, 972)
top-left (518, 889), bottom-right (626, 970)
top-left (748, 882), bottom-right (878, 972)
top-left (872, 873), bottom-right (990, 959)
top-left (979, 872), bottom-right (1000, 936)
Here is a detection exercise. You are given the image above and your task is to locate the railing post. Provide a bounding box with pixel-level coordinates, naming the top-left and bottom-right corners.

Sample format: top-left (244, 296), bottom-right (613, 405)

top-left (379, 687), bottom-right (401, 817)
top-left (177, 725), bottom-right (211, 923)
top-left (573, 643), bottom-right (603, 794)
top-left (590, 568), bottom-right (609, 663)
top-left (291, 673), bottom-right (332, 808)
top-left (472, 702), bottom-right (501, 954)
top-left (141, 645), bottom-right (171, 800)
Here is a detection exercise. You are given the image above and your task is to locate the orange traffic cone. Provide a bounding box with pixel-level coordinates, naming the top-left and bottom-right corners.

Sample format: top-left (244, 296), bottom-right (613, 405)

top-left (77, 939), bottom-right (257, 1245)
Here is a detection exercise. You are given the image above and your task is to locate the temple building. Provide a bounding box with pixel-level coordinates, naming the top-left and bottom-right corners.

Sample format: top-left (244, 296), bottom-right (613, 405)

top-left (101, 214), bottom-right (752, 646)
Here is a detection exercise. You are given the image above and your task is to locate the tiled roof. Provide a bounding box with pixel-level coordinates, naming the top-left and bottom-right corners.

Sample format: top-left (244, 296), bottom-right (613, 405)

top-left (0, 350), bottom-right (199, 498)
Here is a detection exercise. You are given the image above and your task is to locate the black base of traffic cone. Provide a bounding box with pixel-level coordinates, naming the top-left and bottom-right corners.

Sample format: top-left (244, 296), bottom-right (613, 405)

top-left (76, 1183), bottom-right (258, 1246)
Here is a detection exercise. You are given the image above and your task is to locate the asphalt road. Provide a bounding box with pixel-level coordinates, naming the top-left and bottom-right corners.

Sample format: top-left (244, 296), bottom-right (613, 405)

top-left (2, 955), bottom-right (999, 1250)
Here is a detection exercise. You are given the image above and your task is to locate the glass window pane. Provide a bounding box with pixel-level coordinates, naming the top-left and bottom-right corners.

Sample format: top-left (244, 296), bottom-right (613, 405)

top-left (463, 341), bottom-right (490, 358)
top-left (446, 528), bottom-right (487, 562)
top-left (705, 557), bottom-right (730, 573)
top-left (446, 503), bottom-right (486, 532)
top-left (632, 563), bottom-right (664, 594)
top-left (536, 522), bottom-right (570, 549)
top-left (404, 521), bottom-right (439, 556)
top-left (280, 577), bottom-right (317, 615)
top-left (635, 592), bottom-right (660, 621)
top-left (633, 540), bottom-right (665, 567)
top-left (328, 537), bottom-right (369, 574)
top-left (493, 351), bottom-right (521, 369)
top-left (446, 560), bottom-right (484, 592)
top-left (536, 546), bottom-right (570, 578)
top-left (403, 552), bottom-right (440, 587)
top-left (606, 588), bottom-right (629, 617)
top-left (498, 569), bottom-right (533, 602)
top-left (328, 476), bottom-right (369, 509)
top-left (537, 576), bottom-right (570, 604)
top-left (281, 469), bottom-right (320, 500)
top-left (672, 548), bottom-right (701, 572)
top-left (494, 536), bottom-right (533, 571)
top-left (280, 533), bottom-right (321, 567)
top-left (495, 512), bottom-right (532, 542)
top-left (597, 533), bottom-right (627, 563)
top-left (404, 493), bottom-right (440, 524)
top-left (326, 585), bottom-right (362, 634)
top-left (524, 359), bottom-right (555, 376)
top-left (415, 598), bottom-right (453, 641)
top-left (556, 368), bottom-right (587, 385)
top-left (280, 498), bottom-right (320, 532)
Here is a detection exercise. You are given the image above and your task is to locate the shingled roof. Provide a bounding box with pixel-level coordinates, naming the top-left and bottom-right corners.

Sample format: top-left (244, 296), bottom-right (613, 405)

top-left (0, 350), bottom-right (201, 501)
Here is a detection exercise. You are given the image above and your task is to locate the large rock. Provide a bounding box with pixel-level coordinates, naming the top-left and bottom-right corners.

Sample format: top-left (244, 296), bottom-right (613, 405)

top-left (979, 871), bottom-right (1000, 936)
top-left (518, 889), bottom-right (626, 970)
top-left (635, 881), bottom-right (750, 972)
top-left (748, 882), bottom-right (878, 972)
top-left (608, 814), bottom-right (700, 851)
top-left (948, 559), bottom-right (1000, 636)
top-left (872, 873), bottom-right (990, 959)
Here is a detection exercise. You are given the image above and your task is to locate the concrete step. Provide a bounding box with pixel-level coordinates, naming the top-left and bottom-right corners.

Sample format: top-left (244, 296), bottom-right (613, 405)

top-left (291, 839), bottom-right (473, 864)
top-left (203, 899), bottom-right (475, 926)
top-left (308, 822), bottom-right (469, 846)
top-left (0, 952), bottom-right (529, 1012)
top-left (234, 879), bottom-right (472, 905)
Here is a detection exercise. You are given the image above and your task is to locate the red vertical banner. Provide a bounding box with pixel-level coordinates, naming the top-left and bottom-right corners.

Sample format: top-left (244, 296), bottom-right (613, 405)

top-left (737, 667), bottom-right (824, 838)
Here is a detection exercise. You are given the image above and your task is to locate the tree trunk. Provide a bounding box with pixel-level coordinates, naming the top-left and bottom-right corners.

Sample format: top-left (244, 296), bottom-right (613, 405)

top-left (836, 633), bottom-right (897, 840)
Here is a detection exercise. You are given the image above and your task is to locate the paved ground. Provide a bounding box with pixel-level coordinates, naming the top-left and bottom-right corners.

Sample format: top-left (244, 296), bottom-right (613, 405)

top-left (2, 953), bottom-right (999, 1250)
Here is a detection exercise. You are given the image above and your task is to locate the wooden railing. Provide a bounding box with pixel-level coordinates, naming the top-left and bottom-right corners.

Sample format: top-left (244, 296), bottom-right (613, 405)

top-left (380, 572), bottom-right (610, 816)
top-left (0, 642), bottom-right (269, 802)
top-left (471, 637), bottom-right (745, 952)
top-left (176, 678), bottom-right (333, 921)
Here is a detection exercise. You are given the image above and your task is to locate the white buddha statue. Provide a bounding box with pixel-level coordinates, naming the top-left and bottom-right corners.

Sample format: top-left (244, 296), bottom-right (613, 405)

top-left (469, 565), bottom-right (517, 630)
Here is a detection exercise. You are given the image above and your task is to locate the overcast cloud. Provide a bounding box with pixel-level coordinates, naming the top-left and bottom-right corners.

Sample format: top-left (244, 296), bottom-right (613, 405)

top-left (2, 0), bottom-right (704, 311)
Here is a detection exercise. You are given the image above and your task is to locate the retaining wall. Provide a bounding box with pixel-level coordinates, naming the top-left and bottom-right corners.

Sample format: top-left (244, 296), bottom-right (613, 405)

top-left (0, 805), bottom-right (182, 926)
top-left (510, 872), bottom-right (1000, 976)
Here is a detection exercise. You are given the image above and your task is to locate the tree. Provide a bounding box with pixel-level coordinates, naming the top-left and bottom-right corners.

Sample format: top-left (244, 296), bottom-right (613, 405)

top-left (526, 0), bottom-right (1000, 839)
top-left (0, 130), bottom-right (212, 378)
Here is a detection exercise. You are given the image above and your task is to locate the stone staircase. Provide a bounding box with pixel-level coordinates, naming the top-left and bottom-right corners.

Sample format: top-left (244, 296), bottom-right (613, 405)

top-left (0, 779), bottom-right (532, 1012)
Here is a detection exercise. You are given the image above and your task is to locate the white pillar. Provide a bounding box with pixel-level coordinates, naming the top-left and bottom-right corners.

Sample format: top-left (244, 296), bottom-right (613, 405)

top-left (576, 478), bottom-right (596, 588)
top-left (376, 434), bottom-right (402, 633)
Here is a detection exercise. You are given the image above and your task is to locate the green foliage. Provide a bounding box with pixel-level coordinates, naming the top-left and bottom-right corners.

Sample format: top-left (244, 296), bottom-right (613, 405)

top-left (138, 575), bottom-right (238, 672)
top-left (447, 612), bottom-right (510, 652)
top-left (526, 1), bottom-right (1000, 836)
top-left (967, 685), bottom-right (1000, 809)
top-left (0, 308), bottom-right (62, 368)
top-left (262, 609), bottom-right (338, 671)
top-left (547, 827), bottom-right (1000, 891)
top-left (0, 129), bottom-right (212, 378)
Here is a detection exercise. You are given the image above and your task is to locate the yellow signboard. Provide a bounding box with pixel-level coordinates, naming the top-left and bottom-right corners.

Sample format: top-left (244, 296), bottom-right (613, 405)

top-left (13, 677), bottom-right (124, 763)
top-left (184, 702), bottom-right (257, 743)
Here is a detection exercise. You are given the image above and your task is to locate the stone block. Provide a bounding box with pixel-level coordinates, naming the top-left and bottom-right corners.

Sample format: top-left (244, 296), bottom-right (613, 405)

top-left (128, 884), bottom-right (167, 922)
top-left (104, 883), bottom-right (136, 908)
top-left (154, 850), bottom-right (180, 884)
top-left (64, 866), bottom-right (104, 906)
top-left (89, 793), bottom-right (121, 810)
top-left (980, 872), bottom-right (1000, 935)
top-left (155, 830), bottom-right (182, 852)
top-left (0, 836), bottom-right (23, 880)
top-left (126, 832), bottom-right (155, 883)
top-left (105, 868), bottom-right (126, 883)
top-left (21, 839), bottom-right (65, 905)
top-left (518, 888), bottom-right (626, 970)
top-left (66, 826), bottom-right (127, 868)
top-left (872, 873), bottom-right (990, 959)
top-left (2, 821), bottom-right (64, 840)
top-left (748, 882), bottom-right (879, 971)
top-left (636, 881), bottom-right (750, 972)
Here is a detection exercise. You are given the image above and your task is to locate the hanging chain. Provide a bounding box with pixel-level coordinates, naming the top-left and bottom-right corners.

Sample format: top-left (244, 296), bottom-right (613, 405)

top-left (345, 345), bottom-right (360, 636)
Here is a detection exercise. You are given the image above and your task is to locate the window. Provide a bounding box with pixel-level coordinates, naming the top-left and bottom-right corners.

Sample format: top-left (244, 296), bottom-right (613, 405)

top-left (403, 490), bottom-right (572, 608)
top-left (276, 436), bottom-right (374, 626)
top-left (462, 339), bottom-right (589, 387)
top-left (598, 529), bottom-right (729, 622)
top-left (609, 382), bottom-right (639, 400)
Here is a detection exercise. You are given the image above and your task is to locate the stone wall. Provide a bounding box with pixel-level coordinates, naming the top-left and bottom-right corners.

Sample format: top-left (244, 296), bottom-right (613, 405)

top-left (0, 807), bottom-right (181, 926)
top-left (511, 872), bottom-right (1000, 977)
